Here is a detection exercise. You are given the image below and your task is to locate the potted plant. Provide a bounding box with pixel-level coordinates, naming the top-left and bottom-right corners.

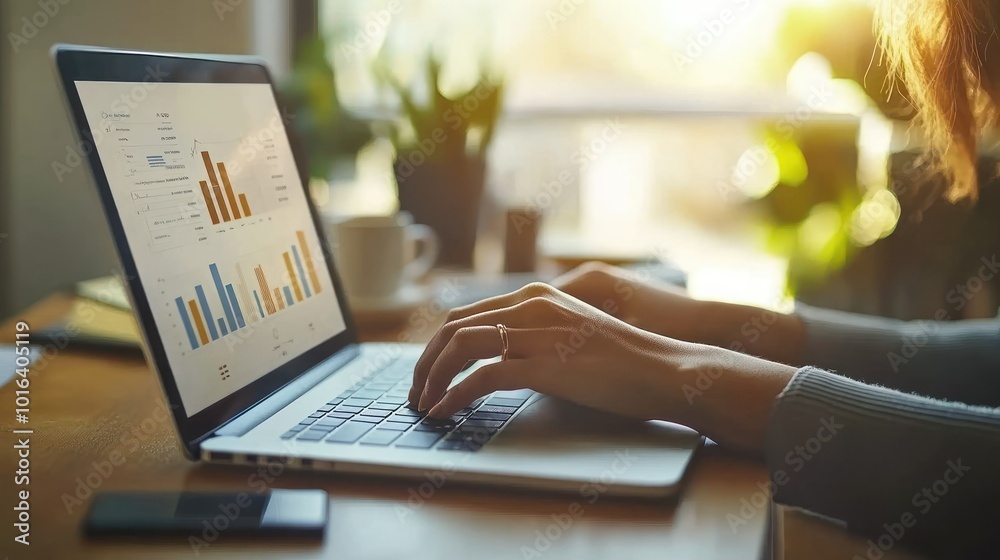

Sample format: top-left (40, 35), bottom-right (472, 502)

top-left (280, 36), bottom-right (374, 183)
top-left (379, 54), bottom-right (504, 268)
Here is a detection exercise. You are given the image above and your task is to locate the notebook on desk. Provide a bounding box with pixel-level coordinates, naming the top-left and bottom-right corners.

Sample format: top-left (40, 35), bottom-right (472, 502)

top-left (35, 297), bottom-right (143, 355)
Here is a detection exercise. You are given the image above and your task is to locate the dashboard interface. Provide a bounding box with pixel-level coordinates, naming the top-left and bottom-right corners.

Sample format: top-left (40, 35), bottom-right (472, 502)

top-left (75, 81), bottom-right (347, 415)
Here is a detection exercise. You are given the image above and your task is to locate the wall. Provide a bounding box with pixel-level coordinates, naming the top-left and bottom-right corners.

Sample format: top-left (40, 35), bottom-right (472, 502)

top-left (0, 0), bottom-right (259, 318)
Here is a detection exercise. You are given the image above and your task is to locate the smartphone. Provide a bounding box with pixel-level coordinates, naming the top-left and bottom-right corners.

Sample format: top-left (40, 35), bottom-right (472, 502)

top-left (83, 489), bottom-right (327, 538)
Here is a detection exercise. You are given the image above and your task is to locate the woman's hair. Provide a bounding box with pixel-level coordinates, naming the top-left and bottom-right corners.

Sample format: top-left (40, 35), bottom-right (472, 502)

top-left (875, 0), bottom-right (1000, 201)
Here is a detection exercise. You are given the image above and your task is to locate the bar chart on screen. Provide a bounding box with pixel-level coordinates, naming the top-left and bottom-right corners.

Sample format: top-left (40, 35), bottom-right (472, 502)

top-left (164, 230), bottom-right (325, 354)
top-left (190, 135), bottom-right (292, 230)
top-left (197, 149), bottom-right (255, 225)
top-left (127, 142), bottom-right (284, 252)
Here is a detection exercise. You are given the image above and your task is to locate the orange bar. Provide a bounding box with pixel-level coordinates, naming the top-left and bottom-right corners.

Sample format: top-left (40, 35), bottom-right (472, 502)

top-left (283, 251), bottom-right (304, 302)
top-left (255, 266), bottom-right (276, 314)
top-left (199, 181), bottom-right (220, 225)
top-left (238, 193), bottom-right (252, 217)
top-left (201, 151), bottom-right (220, 187)
top-left (274, 288), bottom-right (285, 310)
top-left (217, 162), bottom-right (242, 220)
top-left (188, 299), bottom-right (209, 345)
top-left (296, 231), bottom-right (322, 294)
top-left (212, 185), bottom-right (231, 221)
top-left (258, 266), bottom-right (277, 315)
top-left (202, 151), bottom-right (230, 221)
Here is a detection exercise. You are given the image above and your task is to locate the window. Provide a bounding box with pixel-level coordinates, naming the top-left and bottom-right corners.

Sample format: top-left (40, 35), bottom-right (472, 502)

top-left (311, 0), bottom-right (877, 307)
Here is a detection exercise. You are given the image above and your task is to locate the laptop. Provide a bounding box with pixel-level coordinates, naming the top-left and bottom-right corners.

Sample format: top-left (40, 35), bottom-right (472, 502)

top-left (53, 45), bottom-right (700, 498)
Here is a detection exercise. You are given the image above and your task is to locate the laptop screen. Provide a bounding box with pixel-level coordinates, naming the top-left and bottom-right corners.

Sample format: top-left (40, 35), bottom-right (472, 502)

top-left (73, 80), bottom-right (347, 415)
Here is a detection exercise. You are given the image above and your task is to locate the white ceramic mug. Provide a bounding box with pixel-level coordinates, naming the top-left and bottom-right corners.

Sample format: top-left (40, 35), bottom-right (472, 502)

top-left (332, 213), bottom-right (439, 302)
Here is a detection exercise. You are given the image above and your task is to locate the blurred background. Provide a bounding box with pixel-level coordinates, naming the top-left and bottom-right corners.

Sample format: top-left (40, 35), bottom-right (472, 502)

top-left (2, 0), bottom-right (998, 323)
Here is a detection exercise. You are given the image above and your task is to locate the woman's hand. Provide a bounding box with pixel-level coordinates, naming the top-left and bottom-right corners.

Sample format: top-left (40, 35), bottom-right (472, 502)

top-left (553, 262), bottom-right (808, 366)
top-left (551, 261), bottom-right (704, 339)
top-left (408, 282), bottom-right (798, 454)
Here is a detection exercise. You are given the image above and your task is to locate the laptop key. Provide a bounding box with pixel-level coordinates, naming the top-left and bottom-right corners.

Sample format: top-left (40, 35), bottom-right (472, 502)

top-left (288, 424), bottom-right (306, 432)
top-left (336, 390), bottom-right (355, 399)
top-left (327, 411), bottom-right (355, 420)
top-left (325, 422), bottom-right (374, 443)
top-left (335, 405), bottom-right (364, 414)
top-left (351, 389), bottom-right (384, 400)
top-left (307, 412), bottom-right (324, 418)
top-left (359, 408), bottom-right (391, 418)
top-left (395, 408), bottom-right (423, 417)
top-left (455, 429), bottom-right (496, 446)
top-left (447, 432), bottom-right (492, 450)
top-left (437, 439), bottom-right (481, 451)
top-left (298, 418), bottom-right (317, 426)
top-left (378, 397), bottom-right (406, 405)
top-left (461, 419), bottom-right (504, 429)
top-left (394, 431), bottom-right (445, 448)
top-left (485, 396), bottom-right (527, 408)
top-left (297, 429), bottom-right (328, 441)
top-left (360, 429), bottom-right (402, 446)
top-left (477, 405), bottom-right (517, 415)
top-left (469, 412), bottom-right (511, 422)
top-left (310, 424), bottom-right (338, 434)
top-left (420, 416), bottom-right (457, 428)
top-left (351, 416), bottom-right (382, 424)
top-left (280, 430), bottom-right (298, 439)
top-left (447, 428), bottom-right (492, 442)
top-left (414, 423), bottom-right (453, 432)
top-left (315, 418), bottom-right (346, 429)
top-left (386, 415), bottom-right (420, 424)
top-left (368, 402), bottom-right (398, 411)
top-left (378, 422), bottom-right (409, 431)
top-left (341, 398), bottom-right (373, 408)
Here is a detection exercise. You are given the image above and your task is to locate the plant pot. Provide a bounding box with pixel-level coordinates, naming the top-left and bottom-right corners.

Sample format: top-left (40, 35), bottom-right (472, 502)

top-left (394, 153), bottom-right (485, 269)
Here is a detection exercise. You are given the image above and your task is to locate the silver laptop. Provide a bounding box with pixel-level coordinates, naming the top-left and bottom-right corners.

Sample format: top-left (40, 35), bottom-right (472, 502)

top-left (54, 45), bottom-right (700, 498)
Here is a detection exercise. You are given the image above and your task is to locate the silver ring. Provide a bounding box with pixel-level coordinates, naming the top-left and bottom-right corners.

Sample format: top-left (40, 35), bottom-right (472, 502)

top-left (496, 323), bottom-right (509, 361)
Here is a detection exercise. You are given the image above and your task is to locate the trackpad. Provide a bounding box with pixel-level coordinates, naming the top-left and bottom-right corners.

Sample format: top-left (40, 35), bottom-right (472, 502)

top-left (496, 395), bottom-right (699, 451)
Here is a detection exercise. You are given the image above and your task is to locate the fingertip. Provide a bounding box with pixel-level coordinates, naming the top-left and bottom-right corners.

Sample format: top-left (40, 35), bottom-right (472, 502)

top-left (426, 399), bottom-right (453, 419)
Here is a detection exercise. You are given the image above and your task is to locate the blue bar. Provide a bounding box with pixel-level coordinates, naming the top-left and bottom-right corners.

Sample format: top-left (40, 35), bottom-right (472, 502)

top-left (217, 317), bottom-right (229, 336)
top-left (283, 286), bottom-right (294, 307)
top-left (253, 290), bottom-right (266, 318)
top-left (175, 297), bottom-right (199, 350)
top-left (195, 285), bottom-right (219, 340)
top-left (226, 284), bottom-right (245, 329)
top-left (292, 246), bottom-right (312, 298)
top-left (210, 263), bottom-right (238, 332)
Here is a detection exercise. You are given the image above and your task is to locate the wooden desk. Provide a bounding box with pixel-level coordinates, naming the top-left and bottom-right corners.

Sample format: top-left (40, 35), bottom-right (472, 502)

top-left (0, 294), bottom-right (807, 559)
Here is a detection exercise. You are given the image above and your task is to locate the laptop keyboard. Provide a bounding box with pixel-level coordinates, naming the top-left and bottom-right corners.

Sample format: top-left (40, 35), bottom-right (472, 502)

top-left (280, 357), bottom-right (532, 452)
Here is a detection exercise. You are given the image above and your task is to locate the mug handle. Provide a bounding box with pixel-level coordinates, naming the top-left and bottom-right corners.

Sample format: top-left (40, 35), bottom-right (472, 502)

top-left (403, 224), bottom-right (439, 281)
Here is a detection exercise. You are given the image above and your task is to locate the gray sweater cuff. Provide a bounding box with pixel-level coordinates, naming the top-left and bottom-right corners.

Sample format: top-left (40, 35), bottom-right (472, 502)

top-left (764, 366), bottom-right (1000, 557)
top-left (795, 303), bottom-right (1000, 405)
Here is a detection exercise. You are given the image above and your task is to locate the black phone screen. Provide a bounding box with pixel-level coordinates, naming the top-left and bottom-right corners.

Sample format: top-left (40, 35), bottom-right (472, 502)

top-left (83, 489), bottom-right (327, 539)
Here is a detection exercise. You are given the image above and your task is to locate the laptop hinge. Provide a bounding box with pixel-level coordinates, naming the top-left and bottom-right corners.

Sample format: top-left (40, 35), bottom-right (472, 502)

top-left (207, 343), bottom-right (362, 440)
